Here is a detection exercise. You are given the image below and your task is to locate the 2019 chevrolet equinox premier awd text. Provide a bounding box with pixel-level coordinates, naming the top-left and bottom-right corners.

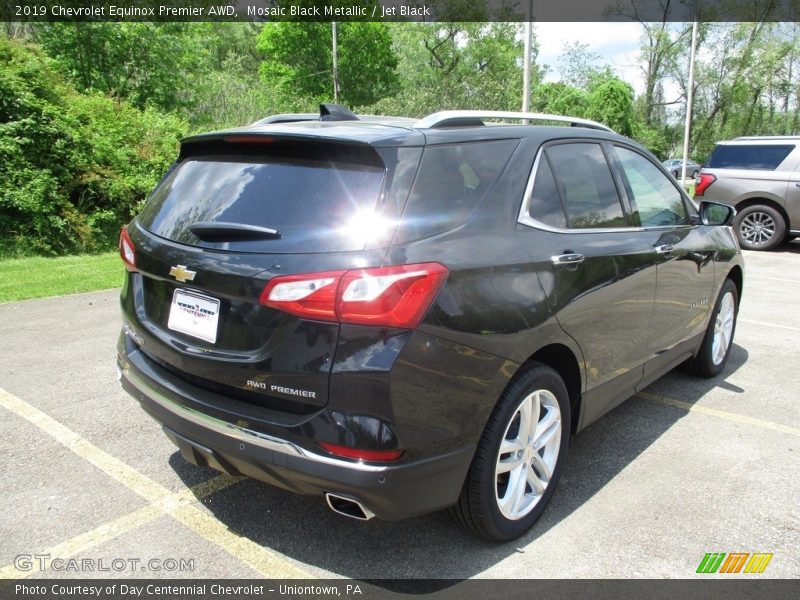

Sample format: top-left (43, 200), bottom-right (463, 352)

top-left (117, 106), bottom-right (744, 541)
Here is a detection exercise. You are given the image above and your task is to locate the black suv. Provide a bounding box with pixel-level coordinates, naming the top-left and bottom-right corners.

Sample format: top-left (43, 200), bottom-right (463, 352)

top-left (117, 106), bottom-right (744, 541)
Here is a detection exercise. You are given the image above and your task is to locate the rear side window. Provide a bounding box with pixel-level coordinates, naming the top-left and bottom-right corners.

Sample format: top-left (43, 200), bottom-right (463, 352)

top-left (545, 143), bottom-right (627, 229)
top-left (138, 142), bottom-right (386, 253)
top-left (528, 156), bottom-right (567, 228)
top-left (706, 144), bottom-right (794, 170)
top-left (394, 140), bottom-right (518, 243)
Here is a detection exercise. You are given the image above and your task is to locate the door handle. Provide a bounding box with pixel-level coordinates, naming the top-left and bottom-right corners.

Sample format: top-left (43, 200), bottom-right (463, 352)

top-left (653, 244), bottom-right (674, 255)
top-left (551, 253), bottom-right (585, 266)
top-left (795, 183), bottom-right (800, 188)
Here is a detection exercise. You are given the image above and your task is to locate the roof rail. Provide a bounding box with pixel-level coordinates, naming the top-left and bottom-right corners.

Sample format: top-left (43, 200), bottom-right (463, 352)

top-left (253, 104), bottom-right (360, 127)
top-left (733, 135), bottom-right (800, 140)
top-left (251, 113), bottom-right (318, 126)
top-left (415, 110), bottom-right (614, 132)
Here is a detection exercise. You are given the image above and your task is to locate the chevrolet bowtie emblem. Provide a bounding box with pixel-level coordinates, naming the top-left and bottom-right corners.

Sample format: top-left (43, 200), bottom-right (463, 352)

top-left (169, 265), bottom-right (196, 283)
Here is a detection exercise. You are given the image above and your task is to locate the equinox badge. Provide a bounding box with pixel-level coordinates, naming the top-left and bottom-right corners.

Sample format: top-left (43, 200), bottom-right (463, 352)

top-left (169, 265), bottom-right (196, 283)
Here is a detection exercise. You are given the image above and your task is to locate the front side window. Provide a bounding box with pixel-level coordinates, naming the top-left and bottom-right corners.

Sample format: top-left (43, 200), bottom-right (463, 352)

top-left (615, 147), bottom-right (689, 227)
top-left (545, 143), bottom-right (627, 229)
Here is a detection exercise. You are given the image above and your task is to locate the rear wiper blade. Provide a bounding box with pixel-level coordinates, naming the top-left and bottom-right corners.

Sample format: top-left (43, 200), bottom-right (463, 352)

top-left (189, 222), bottom-right (281, 241)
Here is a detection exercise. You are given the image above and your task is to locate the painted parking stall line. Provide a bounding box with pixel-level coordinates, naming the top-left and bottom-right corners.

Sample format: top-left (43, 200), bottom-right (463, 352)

top-left (638, 391), bottom-right (800, 437)
top-left (0, 387), bottom-right (310, 580)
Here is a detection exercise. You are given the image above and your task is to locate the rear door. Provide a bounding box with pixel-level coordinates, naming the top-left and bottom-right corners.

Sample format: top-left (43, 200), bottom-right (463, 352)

top-left (122, 136), bottom-right (402, 413)
top-left (519, 140), bottom-right (657, 425)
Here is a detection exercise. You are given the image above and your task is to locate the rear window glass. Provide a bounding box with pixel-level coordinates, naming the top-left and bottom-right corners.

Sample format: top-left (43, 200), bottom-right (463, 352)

top-left (137, 142), bottom-right (386, 253)
top-left (394, 140), bottom-right (518, 243)
top-left (706, 144), bottom-right (794, 170)
top-left (545, 143), bottom-right (627, 229)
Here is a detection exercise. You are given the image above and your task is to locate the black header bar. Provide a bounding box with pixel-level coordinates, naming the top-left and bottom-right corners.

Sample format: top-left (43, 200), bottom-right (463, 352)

top-left (1, 0), bottom-right (799, 23)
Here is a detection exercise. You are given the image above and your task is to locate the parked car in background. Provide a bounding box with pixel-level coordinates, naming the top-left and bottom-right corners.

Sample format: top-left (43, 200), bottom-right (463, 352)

top-left (663, 158), bottom-right (702, 179)
top-left (116, 106), bottom-right (744, 541)
top-left (695, 136), bottom-right (800, 250)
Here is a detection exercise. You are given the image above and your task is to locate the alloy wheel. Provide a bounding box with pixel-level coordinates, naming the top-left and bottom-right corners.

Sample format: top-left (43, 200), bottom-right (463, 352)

top-left (712, 292), bottom-right (735, 365)
top-left (740, 211), bottom-right (776, 246)
top-left (495, 389), bottom-right (562, 520)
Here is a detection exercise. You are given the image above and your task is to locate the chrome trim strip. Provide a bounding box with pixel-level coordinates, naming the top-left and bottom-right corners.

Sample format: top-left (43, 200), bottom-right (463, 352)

top-left (122, 364), bottom-right (389, 473)
top-left (517, 146), bottom-right (698, 235)
top-left (415, 110), bottom-right (614, 132)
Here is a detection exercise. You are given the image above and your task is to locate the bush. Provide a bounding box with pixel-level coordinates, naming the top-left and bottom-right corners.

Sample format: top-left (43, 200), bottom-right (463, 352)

top-left (0, 36), bottom-right (187, 256)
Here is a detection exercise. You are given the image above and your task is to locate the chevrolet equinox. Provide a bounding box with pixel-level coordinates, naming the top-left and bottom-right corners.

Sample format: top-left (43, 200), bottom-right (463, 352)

top-left (117, 106), bottom-right (744, 541)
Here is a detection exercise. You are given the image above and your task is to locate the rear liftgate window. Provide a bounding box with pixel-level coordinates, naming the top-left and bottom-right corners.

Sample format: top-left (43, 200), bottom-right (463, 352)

top-left (706, 144), bottom-right (795, 170)
top-left (138, 141), bottom-right (387, 253)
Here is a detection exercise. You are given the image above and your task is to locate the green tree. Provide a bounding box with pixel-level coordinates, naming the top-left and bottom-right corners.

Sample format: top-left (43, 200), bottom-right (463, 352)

top-left (557, 41), bottom-right (606, 90)
top-left (0, 36), bottom-right (186, 256)
top-left (257, 21), bottom-right (398, 108)
top-left (33, 23), bottom-right (208, 112)
top-left (586, 74), bottom-right (635, 136)
top-left (368, 23), bottom-right (530, 116)
top-left (531, 82), bottom-right (588, 116)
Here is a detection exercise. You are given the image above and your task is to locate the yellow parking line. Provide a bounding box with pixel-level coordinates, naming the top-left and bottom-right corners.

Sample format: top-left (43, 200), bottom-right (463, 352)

top-left (172, 505), bottom-right (310, 579)
top-left (0, 474), bottom-right (244, 581)
top-left (739, 318), bottom-right (800, 333)
top-left (0, 387), bottom-right (311, 579)
top-left (0, 388), bottom-right (167, 504)
top-left (0, 504), bottom-right (164, 580)
top-left (638, 391), bottom-right (800, 437)
top-left (747, 275), bottom-right (800, 285)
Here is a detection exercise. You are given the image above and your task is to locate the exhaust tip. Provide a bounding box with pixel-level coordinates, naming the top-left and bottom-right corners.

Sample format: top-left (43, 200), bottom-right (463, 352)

top-left (325, 492), bottom-right (375, 521)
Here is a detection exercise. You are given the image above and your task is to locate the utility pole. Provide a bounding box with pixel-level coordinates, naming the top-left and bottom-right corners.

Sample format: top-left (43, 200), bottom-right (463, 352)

top-left (521, 1), bottom-right (533, 113)
top-left (680, 21), bottom-right (698, 188)
top-left (332, 21), bottom-right (340, 103)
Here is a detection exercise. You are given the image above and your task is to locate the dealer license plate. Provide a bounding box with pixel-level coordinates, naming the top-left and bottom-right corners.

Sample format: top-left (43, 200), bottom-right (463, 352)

top-left (167, 289), bottom-right (220, 343)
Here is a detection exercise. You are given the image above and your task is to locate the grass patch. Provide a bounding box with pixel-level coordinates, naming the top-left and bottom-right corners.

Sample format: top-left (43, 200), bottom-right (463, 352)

top-left (0, 252), bottom-right (124, 303)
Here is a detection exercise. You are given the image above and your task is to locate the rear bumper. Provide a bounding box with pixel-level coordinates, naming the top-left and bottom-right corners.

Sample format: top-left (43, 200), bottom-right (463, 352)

top-left (117, 342), bottom-right (474, 521)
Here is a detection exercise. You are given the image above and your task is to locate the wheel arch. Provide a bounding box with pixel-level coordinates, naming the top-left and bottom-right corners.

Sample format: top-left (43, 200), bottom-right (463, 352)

top-left (515, 343), bottom-right (583, 435)
top-left (726, 265), bottom-right (744, 303)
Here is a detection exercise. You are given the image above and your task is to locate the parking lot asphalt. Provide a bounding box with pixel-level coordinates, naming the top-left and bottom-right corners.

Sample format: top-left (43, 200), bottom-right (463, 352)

top-left (1, 242), bottom-right (798, 581)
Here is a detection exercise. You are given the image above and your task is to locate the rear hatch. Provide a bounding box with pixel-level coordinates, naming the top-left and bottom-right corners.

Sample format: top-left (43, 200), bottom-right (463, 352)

top-left (122, 134), bottom-right (403, 414)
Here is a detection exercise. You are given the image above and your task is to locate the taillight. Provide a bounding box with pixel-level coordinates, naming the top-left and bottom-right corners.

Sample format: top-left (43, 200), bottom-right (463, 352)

top-left (119, 227), bottom-right (136, 271)
top-left (694, 173), bottom-right (716, 197)
top-left (317, 442), bottom-right (404, 462)
top-left (260, 263), bottom-right (448, 329)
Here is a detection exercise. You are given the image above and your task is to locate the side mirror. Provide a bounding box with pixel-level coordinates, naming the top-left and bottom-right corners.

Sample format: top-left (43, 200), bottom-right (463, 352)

top-left (699, 201), bottom-right (735, 226)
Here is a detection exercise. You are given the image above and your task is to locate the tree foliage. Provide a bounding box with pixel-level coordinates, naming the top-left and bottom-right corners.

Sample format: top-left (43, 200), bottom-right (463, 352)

top-left (367, 23), bottom-right (530, 116)
top-left (257, 21), bottom-right (398, 108)
top-left (4, 19), bottom-right (800, 257)
top-left (0, 37), bottom-right (186, 256)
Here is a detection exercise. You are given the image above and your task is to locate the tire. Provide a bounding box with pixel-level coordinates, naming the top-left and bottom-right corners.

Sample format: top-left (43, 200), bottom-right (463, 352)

top-left (684, 279), bottom-right (738, 378)
top-left (671, 170), bottom-right (678, 178)
top-left (735, 204), bottom-right (786, 250)
top-left (449, 364), bottom-right (570, 541)
top-left (691, 169), bottom-right (699, 178)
